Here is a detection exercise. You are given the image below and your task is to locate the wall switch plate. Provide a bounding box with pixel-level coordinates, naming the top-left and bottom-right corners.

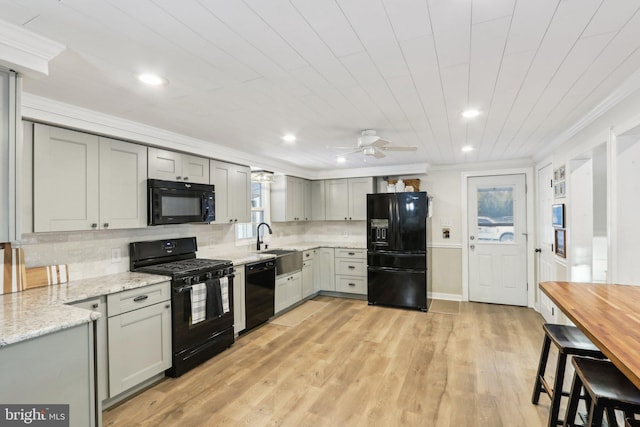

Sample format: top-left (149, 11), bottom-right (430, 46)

top-left (111, 248), bottom-right (121, 263)
top-left (442, 227), bottom-right (451, 239)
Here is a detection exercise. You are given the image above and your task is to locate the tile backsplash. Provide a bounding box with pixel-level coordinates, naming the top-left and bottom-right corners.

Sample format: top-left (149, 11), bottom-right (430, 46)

top-left (17, 221), bottom-right (366, 281)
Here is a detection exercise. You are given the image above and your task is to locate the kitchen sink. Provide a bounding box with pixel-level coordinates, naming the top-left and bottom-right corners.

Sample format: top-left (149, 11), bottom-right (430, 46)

top-left (261, 249), bottom-right (298, 256)
top-left (261, 249), bottom-right (302, 275)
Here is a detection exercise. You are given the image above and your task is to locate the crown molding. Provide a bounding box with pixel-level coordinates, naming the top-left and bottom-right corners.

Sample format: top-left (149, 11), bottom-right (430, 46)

top-left (21, 93), bottom-right (311, 177)
top-left (0, 19), bottom-right (66, 77)
top-left (534, 68), bottom-right (640, 162)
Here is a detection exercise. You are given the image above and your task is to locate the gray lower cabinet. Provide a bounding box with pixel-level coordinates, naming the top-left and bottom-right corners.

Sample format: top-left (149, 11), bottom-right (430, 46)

top-left (317, 248), bottom-right (335, 291)
top-left (106, 282), bottom-right (171, 398)
top-left (233, 265), bottom-right (246, 334)
top-left (71, 296), bottom-right (108, 421)
top-left (335, 249), bottom-right (367, 295)
top-left (275, 271), bottom-right (302, 313)
top-left (302, 250), bottom-right (314, 298)
top-left (0, 323), bottom-right (96, 427)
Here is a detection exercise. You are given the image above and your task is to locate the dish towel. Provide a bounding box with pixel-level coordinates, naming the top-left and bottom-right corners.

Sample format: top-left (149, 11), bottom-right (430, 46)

top-left (220, 276), bottom-right (230, 314)
top-left (205, 278), bottom-right (223, 318)
top-left (190, 282), bottom-right (207, 324)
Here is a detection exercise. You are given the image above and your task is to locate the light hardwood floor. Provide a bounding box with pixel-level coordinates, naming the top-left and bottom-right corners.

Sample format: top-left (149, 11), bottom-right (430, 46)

top-left (103, 296), bottom-right (551, 427)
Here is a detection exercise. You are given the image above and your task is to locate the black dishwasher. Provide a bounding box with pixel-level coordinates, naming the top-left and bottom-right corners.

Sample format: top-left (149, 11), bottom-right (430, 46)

top-left (244, 259), bottom-right (276, 333)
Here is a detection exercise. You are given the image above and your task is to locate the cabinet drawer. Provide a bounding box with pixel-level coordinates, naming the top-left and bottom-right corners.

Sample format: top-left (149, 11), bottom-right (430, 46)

top-left (335, 258), bottom-right (366, 276)
top-left (336, 275), bottom-right (367, 294)
top-left (107, 281), bottom-right (170, 317)
top-left (335, 248), bottom-right (366, 259)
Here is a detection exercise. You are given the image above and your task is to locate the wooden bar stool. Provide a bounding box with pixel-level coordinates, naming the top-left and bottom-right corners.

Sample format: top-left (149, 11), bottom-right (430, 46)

top-left (626, 418), bottom-right (640, 427)
top-left (532, 324), bottom-right (606, 426)
top-left (564, 357), bottom-right (640, 426)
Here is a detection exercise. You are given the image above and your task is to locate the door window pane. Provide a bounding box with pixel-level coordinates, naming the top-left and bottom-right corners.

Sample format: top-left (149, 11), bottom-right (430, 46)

top-left (477, 186), bottom-right (514, 242)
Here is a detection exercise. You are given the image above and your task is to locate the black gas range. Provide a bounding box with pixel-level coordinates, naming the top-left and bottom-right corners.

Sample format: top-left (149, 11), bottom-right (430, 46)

top-left (130, 237), bottom-right (235, 377)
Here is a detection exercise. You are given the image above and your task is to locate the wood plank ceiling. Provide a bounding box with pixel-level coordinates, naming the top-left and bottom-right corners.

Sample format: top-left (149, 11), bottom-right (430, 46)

top-left (2, 0), bottom-right (640, 171)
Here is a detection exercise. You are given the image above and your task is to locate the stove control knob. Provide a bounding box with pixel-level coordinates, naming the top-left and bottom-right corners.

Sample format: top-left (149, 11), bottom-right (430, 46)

top-left (184, 277), bottom-right (192, 286)
top-left (206, 272), bottom-right (213, 279)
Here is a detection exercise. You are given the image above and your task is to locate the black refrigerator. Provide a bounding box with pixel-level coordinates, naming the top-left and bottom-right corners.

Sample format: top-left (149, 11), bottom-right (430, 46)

top-left (367, 192), bottom-right (431, 311)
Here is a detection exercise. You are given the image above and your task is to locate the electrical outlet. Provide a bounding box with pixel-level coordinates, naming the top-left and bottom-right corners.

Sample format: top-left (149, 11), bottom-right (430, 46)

top-left (111, 248), bottom-right (121, 263)
top-left (342, 231), bottom-right (349, 238)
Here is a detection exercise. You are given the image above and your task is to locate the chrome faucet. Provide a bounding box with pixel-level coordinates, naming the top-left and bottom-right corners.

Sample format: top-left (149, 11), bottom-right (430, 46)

top-left (256, 222), bottom-right (273, 251)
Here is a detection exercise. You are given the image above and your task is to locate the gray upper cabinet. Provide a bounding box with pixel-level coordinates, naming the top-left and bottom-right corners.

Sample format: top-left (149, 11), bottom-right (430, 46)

top-left (148, 147), bottom-right (209, 184)
top-left (34, 124), bottom-right (100, 232)
top-left (271, 175), bottom-right (308, 222)
top-left (33, 124), bottom-right (147, 232)
top-left (311, 180), bottom-right (326, 221)
top-left (99, 137), bottom-right (147, 230)
top-left (210, 159), bottom-right (251, 224)
top-left (325, 177), bottom-right (373, 221)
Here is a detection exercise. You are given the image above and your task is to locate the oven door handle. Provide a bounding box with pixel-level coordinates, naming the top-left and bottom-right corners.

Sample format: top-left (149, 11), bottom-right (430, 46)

top-left (174, 274), bottom-right (235, 294)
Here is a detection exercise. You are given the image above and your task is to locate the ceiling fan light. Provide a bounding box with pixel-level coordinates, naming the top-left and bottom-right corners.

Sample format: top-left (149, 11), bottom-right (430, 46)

top-left (363, 146), bottom-right (376, 156)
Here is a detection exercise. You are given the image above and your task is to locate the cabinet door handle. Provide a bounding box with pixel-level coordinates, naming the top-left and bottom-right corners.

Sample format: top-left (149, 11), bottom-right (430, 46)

top-left (348, 283), bottom-right (356, 287)
top-left (165, 304), bottom-right (171, 309)
top-left (91, 223), bottom-right (97, 229)
top-left (176, 176), bottom-right (182, 180)
top-left (183, 176), bottom-right (189, 181)
top-left (103, 223), bottom-right (109, 228)
top-left (348, 265), bottom-right (355, 269)
top-left (348, 252), bottom-right (355, 256)
top-left (92, 303), bottom-right (99, 309)
top-left (133, 295), bottom-right (148, 302)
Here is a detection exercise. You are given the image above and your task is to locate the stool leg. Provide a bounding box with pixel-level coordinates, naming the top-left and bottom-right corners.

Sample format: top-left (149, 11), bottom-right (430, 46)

top-left (533, 334), bottom-right (552, 405)
top-left (605, 406), bottom-right (617, 427)
top-left (587, 400), bottom-right (605, 427)
top-left (549, 352), bottom-right (568, 427)
top-left (563, 370), bottom-right (583, 427)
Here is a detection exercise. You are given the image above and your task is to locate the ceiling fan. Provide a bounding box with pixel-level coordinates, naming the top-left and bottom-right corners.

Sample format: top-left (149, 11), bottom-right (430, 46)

top-left (337, 130), bottom-right (417, 159)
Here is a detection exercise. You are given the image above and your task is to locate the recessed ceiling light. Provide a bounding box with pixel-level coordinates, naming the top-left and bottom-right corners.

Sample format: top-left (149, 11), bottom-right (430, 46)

top-left (461, 145), bottom-right (474, 152)
top-left (337, 156), bottom-right (346, 163)
top-left (282, 134), bottom-right (296, 142)
top-left (461, 109), bottom-right (480, 119)
top-left (137, 73), bottom-right (169, 87)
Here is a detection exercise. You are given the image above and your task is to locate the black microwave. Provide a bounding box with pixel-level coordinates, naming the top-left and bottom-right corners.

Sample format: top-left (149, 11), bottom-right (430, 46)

top-left (148, 179), bottom-right (215, 225)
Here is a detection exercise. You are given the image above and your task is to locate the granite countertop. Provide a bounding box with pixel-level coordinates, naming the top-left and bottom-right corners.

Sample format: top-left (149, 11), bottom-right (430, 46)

top-left (1, 242), bottom-right (365, 348)
top-left (205, 242), bottom-right (366, 266)
top-left (0, 271), bottom-right (170, 348)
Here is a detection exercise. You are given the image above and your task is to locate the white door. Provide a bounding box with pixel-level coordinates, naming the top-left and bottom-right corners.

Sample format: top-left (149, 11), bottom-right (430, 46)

top-left (537, 164), bottom-right (557, 321)
top-left (468, 174), bottom-right (527, 306)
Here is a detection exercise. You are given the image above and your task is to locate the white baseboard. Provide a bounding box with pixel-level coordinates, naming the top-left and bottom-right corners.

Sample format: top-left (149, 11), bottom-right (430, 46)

top-left (429, 292), bottom-right (462, 301)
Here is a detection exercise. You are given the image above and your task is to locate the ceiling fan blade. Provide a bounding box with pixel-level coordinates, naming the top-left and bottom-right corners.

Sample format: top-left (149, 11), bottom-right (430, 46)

top-left (372, 149), bottom-right (386, 159)
top-left (337, 149), bottom-right (362, 156)
top-left (371, 138), bottom-right (391, 147)
top-left (380, 146), bottom-right (417, 152)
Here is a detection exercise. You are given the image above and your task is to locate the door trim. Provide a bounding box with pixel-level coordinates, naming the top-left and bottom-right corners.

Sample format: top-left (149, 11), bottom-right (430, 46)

top-left (461, 167), bottom-right (535, 307)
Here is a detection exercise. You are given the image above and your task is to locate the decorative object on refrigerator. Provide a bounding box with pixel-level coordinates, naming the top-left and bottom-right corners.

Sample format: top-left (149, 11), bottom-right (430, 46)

top-left (395, 179), bottom-right (405, 192)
